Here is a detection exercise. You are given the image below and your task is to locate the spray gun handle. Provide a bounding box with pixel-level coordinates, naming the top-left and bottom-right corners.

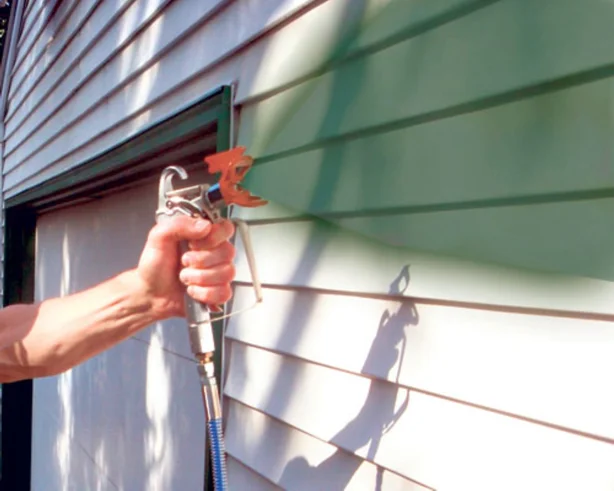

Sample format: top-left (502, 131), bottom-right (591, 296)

top-left (154, 210), bottom-right (217, 356)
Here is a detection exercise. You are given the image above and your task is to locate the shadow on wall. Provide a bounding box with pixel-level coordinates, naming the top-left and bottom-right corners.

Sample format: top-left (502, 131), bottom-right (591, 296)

top-left (279, 266), bottom-right (419, 490)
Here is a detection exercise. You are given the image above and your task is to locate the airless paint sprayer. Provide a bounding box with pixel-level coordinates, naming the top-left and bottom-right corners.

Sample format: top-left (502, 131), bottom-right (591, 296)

top-left (155, 146), bottom-right (267, 491)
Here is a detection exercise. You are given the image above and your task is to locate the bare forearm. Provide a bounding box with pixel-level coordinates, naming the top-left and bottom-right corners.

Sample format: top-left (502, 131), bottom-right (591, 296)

top-left (0, 216), bottom-right (235, 383)
top-left (0, 270), bottom-right (160, 382)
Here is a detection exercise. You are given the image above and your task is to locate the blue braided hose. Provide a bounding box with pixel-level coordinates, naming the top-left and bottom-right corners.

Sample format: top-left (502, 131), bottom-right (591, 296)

top-left (208, 417), bottom-right (228, 491)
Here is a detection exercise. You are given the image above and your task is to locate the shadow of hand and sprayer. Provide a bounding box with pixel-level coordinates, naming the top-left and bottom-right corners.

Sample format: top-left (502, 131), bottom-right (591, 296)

top-left (279, 266), bottom-right (419, 490)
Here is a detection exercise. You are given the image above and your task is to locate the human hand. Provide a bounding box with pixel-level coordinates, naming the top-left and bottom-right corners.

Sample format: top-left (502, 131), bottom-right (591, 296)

top-left (136, 216), bottom-right (236, 319)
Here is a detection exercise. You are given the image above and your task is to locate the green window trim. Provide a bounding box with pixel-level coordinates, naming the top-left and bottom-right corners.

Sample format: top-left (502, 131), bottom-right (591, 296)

top-left (2, 84), bottom-right (232, 491)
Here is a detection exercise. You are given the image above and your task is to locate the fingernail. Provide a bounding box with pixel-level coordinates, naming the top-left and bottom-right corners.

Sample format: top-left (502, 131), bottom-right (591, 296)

top-left (195, 220), bottom-right (210, 232)
top-left (181, 254), bottom-right (191, 267)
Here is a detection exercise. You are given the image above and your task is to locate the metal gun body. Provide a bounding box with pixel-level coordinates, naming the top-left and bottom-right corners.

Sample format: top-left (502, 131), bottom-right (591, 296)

top-left (156, 166), bottom-right (228, 491)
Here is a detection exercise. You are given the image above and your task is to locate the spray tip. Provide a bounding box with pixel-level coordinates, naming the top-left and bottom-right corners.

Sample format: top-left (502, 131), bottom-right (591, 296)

top-left (204, 147), bottom-right (268, 208)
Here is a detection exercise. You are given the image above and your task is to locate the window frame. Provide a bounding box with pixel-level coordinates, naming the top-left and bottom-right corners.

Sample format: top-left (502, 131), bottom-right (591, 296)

top-left (1, 84), bottom-right (232, 491)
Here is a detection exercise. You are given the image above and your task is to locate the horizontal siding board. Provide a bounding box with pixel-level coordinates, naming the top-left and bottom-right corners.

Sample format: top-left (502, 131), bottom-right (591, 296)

top-left (232, 219), bottom-right (614, 316)
top-left (2, 0), bottom-right (318, 190)
top-left (225, 398), bottom-right (429, 490)
top-left (6, 0), bottom-right (182, 138)
top-left (240, 79), bottom-right (614, 219)
top-left (10, 1), bottom-right (53, 77)
top-left (232, 0), bottom-right (482, 103)
top-left (229, 200), bottom-right (306, 222)
top-left (349, 0), bottom-right (489, 53)
top-left (335, 197), bottom-right (614, 282)
top-left (227, 455), bottom-right (283, 491)
top-left (6, 1), bottom-right (102, 121)
top-left (22, 0), bottom-right (39, 23)
top-left (8, 0), bottom-right (80, 100)
top-left (225, 342), bottom-right (614, 491)
top-left (4, 0), bottom-right (169, 152)
top-left (240, 0), bottom-right (614, 159)
top-left (227, 286), bottom-right (614, 440)
top-left (76, 0), bottom-right (167, 82)
top-left (12, 0), bottom-right (45, 58)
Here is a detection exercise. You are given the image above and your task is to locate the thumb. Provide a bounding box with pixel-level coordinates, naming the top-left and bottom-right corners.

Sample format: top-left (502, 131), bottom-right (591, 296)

top-left (146, 216), bottom-right (212, 250)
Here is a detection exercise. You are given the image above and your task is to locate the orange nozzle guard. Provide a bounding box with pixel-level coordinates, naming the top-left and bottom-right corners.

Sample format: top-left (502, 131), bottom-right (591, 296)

top-left (204, 147), bottom-right (268, 208)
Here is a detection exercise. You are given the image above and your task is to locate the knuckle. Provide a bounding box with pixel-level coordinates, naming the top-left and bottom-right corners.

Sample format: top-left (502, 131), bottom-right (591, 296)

top-left (187, 286), bottom-right (206, 303)
top-left (179, 268), bottom-right (197, 285)
top-left (222, 220), bottom-right (235, 238)
top-left (186, 239), bottom-right (201, 251)
top-left (187, 251), bottom-right (204, 267)
top-left (215, 264), bottom-right (235, 284)
top-left (186, 286), bottom-right (198, 300)
top-left (220, 241), bottom-right (236, 261)
top-left (224, 263), bottom-right (236, 281)
top-left (209, 226), bottom-right (228, 246)
top-left (187, 285), bottom-right (232, 304)
top-left (183, 264), bottom-right (234, 286)
top-left (183, 251), bottom-right (204, 268)
top-left (149, 218), bottom-right (182, 243)
top-left (148, 223), bottom-right (166, 241)
top-left (215, 285), bottom-right (233, 303)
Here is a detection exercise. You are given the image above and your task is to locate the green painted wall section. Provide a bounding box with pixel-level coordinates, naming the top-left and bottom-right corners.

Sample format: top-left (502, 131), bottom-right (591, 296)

top-left (239, 0), bottom-right (614, 281)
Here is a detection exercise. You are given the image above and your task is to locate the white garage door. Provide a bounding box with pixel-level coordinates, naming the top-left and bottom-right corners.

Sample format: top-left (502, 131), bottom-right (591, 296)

top-left (31, 180), bottom-right (209, 491)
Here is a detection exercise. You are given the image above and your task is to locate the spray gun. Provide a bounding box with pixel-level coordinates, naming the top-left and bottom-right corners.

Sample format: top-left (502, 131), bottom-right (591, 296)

top-left (155, 146), bottom-right (267, 491)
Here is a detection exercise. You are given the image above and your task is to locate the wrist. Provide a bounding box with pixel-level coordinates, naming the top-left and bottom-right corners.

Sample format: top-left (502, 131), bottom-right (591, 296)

top-left (116, 269), bottom-right (162, 321)
top-left (119, 269), bottom-right (182, 321)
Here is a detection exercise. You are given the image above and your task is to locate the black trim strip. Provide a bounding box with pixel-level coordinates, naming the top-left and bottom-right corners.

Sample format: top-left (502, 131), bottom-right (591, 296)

top-left (0, 207), bottom-right (35, 491)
